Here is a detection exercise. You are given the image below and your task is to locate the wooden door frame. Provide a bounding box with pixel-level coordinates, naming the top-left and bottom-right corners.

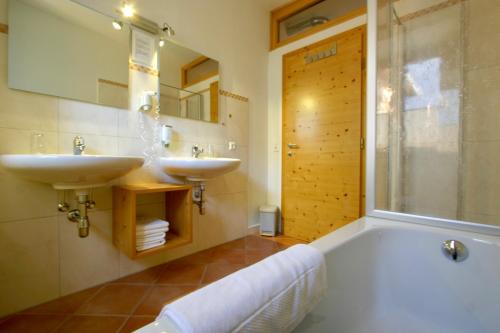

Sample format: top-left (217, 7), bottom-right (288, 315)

top-left (281, 26), bottom-right (367, 236)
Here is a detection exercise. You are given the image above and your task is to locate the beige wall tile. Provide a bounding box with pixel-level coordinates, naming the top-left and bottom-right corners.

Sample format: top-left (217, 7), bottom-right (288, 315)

top-left (0, 217), bottom-right (59, 317)
top-left (59, 99), bottom-right (118, 136)
top-left (198, 191), bottom-right (248, 249)
top-left (0, 127), bottom-right (58, 154)
top-left (462, 212), bottom-right (500, 228)
top-left (462, 141), bottom-right (500, 217)
top-left (226, 97), bottom-right (249, 147)
top-left (464, 0), bottom-right (500, 70)
top-left (463, 66), bottom-right (500, 142)
top-left (160, 115), bottom-right (201, 144)
top-left (0, 169), bottom-right (58, 223)
top-left (205, 145), bottom-right (248, 196)
top-left (118, 109), bottom-right (142, 138)
top-left (117, 136), bottom-right (144, 156)
top-left (195, 122), bottom-right (227, 145)
top-left (58, 132), bottom-right (118, 155)
top-left (59, 210), bottom-right (119, 295)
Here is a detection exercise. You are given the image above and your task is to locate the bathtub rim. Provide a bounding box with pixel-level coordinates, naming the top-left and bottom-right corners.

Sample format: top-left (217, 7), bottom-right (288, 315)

top-left (310, 216), bottom-right (500, 256)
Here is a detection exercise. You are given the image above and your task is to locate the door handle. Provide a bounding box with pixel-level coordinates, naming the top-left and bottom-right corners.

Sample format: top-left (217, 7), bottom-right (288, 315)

top-left (287, 143), bottom-right (299, 149)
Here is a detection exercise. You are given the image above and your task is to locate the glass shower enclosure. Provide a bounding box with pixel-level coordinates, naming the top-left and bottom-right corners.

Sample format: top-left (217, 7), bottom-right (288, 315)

top-left (376, 0), bottom-right (500, 228)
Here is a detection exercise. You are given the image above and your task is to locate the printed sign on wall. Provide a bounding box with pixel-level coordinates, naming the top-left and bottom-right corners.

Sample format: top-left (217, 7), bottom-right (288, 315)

top-left (131, 28), bottom-right (156, 69)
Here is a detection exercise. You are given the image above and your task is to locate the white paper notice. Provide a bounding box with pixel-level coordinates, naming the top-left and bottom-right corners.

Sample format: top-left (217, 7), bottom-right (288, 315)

top-left (131, 29), bottom-right (155, 69)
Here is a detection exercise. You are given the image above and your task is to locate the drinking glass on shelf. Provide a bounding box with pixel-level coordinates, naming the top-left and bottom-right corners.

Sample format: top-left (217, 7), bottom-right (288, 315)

top-left (30, 133), bottom-right (46, 154)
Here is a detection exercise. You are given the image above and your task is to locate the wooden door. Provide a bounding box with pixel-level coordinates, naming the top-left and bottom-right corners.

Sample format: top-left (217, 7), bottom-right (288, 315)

top-left (282, 27), bottom-right (365, 242)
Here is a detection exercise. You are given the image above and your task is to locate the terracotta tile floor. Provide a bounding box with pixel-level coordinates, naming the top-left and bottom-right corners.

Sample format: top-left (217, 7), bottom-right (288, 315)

top-left (0, 235), bottom-right (305, 333)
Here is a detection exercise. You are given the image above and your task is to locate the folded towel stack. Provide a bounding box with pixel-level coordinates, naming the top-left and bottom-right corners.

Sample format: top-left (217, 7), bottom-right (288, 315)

top-left (136, 217), bottom-right (169, 252)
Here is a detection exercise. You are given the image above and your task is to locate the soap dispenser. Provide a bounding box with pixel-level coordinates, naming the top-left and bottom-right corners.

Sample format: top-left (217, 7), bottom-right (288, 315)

top-left (161, 124), bottom-right (172, 148)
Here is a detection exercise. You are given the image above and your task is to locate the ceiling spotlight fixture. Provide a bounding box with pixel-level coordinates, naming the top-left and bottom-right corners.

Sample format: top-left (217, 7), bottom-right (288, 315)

top-left (121, 2), bottom-right (135, 18)
top-left (112, 20), bottom-right (123, 30)
top-left (159, 37), bottom-right (165, 47)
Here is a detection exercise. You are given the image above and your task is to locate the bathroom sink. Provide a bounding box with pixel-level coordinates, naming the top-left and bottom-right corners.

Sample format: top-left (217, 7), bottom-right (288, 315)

top-left (159, 157), bottom-right (241, 181)
top-left (0, 154), bottom-right (144, 190)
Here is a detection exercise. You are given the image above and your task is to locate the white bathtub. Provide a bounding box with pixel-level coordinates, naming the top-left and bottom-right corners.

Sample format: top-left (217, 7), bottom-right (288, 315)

top-left (293, 216), bottom-right (500, 333)
top-left (138, 216), bottom-right (500, 333)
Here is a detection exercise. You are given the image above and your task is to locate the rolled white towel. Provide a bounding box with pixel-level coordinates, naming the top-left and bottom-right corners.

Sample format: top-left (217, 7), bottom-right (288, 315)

top-left (137, 218), bottom-right (169, 231)
top-left (136, 226), bottom-right (169, 236)
top-left (136, 233), bottom-right (166, 245)
top-left (136, 239), bottom-right (166, 251)
top-left (157, 244), bottom-right (327, 333)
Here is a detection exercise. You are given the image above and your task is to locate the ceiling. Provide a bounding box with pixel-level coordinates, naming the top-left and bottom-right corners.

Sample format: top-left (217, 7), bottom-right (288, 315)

top-left (258, 0), bottom-right (294, 11)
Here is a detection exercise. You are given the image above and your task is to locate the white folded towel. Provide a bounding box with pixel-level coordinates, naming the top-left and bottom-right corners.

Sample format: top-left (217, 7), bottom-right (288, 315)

top-left (136, 239), bottom-right (166, 251)
top-left (136, 218), bottom-right (169, 231)
top-left (136, 226), bottom-right (169, 236)
top-left (136, 233), bottom-right (166, 245)
top-left (158, 244), bottom-right (327, 333)
top-left (136, 231), bottom-right (167, 240)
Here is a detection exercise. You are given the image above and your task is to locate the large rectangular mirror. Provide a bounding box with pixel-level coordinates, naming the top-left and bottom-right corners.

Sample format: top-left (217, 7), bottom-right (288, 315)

top-left (159, 41), bottom-right (220, 123)
top-left (8, 0), bottom-right (129, 109)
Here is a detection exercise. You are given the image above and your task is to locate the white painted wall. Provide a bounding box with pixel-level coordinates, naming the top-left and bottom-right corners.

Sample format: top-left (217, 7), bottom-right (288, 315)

top-left (266, 15), bottom-right (367, 207)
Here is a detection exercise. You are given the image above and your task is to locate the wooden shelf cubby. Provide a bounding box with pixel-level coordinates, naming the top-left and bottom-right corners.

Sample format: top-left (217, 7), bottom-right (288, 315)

top-left (112, 183), bottom-right (193, 259)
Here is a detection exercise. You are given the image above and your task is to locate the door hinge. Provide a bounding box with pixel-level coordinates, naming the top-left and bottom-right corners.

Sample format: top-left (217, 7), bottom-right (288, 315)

top-left (360, 137), bottom-right (365, 150)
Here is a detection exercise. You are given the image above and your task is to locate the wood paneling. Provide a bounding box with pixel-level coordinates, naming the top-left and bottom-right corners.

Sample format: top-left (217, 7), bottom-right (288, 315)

top-left (112, 183), bottom-right (192, 259)
top-left (282, 27), bottom-right (365, 242)
top-left (0, 23), bottom-right (8, 35)
top-left (210, 81), bottom-right (219, 123)
top-left (181, 56), bottom-right (218, 89)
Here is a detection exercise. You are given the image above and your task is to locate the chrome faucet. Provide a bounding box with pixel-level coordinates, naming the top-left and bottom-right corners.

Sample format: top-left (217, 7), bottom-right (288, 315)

top-left (192, 144), bottom-right (204, 158)
top-left (73, 136), bottom-right (86, 155)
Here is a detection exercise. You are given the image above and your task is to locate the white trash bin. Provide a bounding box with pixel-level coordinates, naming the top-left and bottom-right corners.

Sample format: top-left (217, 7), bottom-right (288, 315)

top-left (259, 205), bottom-right (279, 236)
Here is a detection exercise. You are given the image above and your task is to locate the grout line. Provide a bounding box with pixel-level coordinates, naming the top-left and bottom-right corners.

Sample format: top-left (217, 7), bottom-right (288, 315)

top-left (57, 214), bottom-right (62, 303)
top-left (117, 284), bottom-right (155, 332)
top-left (56, 99), bottom-right (60, 153)
top-left (198, 264), bottom-right (209, 285)
top-left (72, 284), bottom-right (107, 314)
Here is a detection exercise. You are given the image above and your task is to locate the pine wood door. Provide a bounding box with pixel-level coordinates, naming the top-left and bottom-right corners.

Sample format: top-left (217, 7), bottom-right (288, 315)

top-left (282, 27), bottom-right (365, 242)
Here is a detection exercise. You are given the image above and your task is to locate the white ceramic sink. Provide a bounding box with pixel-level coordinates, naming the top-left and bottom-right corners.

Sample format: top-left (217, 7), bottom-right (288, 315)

top-left (159, 157), bottom-right (241, 181)
top-left (0, 154), bottom-right (144, 190)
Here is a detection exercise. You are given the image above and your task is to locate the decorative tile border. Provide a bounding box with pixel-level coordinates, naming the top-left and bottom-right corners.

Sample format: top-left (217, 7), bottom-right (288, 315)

top-left (219, 89), bottom-right (249, 102)
top-left (129, 62), bottom-right (159, 77)
top-left (0, 23), bottom-right (8, 34)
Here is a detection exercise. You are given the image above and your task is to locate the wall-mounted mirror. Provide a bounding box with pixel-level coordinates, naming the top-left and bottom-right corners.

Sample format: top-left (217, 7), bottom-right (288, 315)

top-left (8, 0), bottom-right (129, 109)
top-left (159, 41), bottom-right (220, 123)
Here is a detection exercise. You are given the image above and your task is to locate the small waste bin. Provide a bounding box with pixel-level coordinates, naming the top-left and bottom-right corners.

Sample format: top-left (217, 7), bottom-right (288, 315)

top-left (259, 205), bottom-right (279, 236)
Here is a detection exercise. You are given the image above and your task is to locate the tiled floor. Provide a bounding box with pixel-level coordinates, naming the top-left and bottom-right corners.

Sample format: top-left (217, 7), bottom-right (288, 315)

top-left (0, 235), bottom-right (305, 333)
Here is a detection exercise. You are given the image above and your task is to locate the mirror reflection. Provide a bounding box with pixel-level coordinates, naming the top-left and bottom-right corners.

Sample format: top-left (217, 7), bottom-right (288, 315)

top-left (8, 0), bottom-right (129, 109)
top-left (159, 41), bottom-right (220, 123)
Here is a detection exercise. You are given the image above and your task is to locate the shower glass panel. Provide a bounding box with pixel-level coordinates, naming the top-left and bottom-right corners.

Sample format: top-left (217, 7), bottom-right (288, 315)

top-left (376, 0), bottom-right (500, 228)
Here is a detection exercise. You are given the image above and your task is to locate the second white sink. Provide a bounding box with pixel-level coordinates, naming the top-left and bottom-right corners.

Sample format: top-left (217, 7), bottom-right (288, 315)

top-left (159, 157), bottom-right (241, 181)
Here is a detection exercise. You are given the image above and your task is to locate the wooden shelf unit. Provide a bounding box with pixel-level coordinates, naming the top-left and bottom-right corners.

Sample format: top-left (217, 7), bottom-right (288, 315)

top-left (112, 183), bottom-right (193, 259)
